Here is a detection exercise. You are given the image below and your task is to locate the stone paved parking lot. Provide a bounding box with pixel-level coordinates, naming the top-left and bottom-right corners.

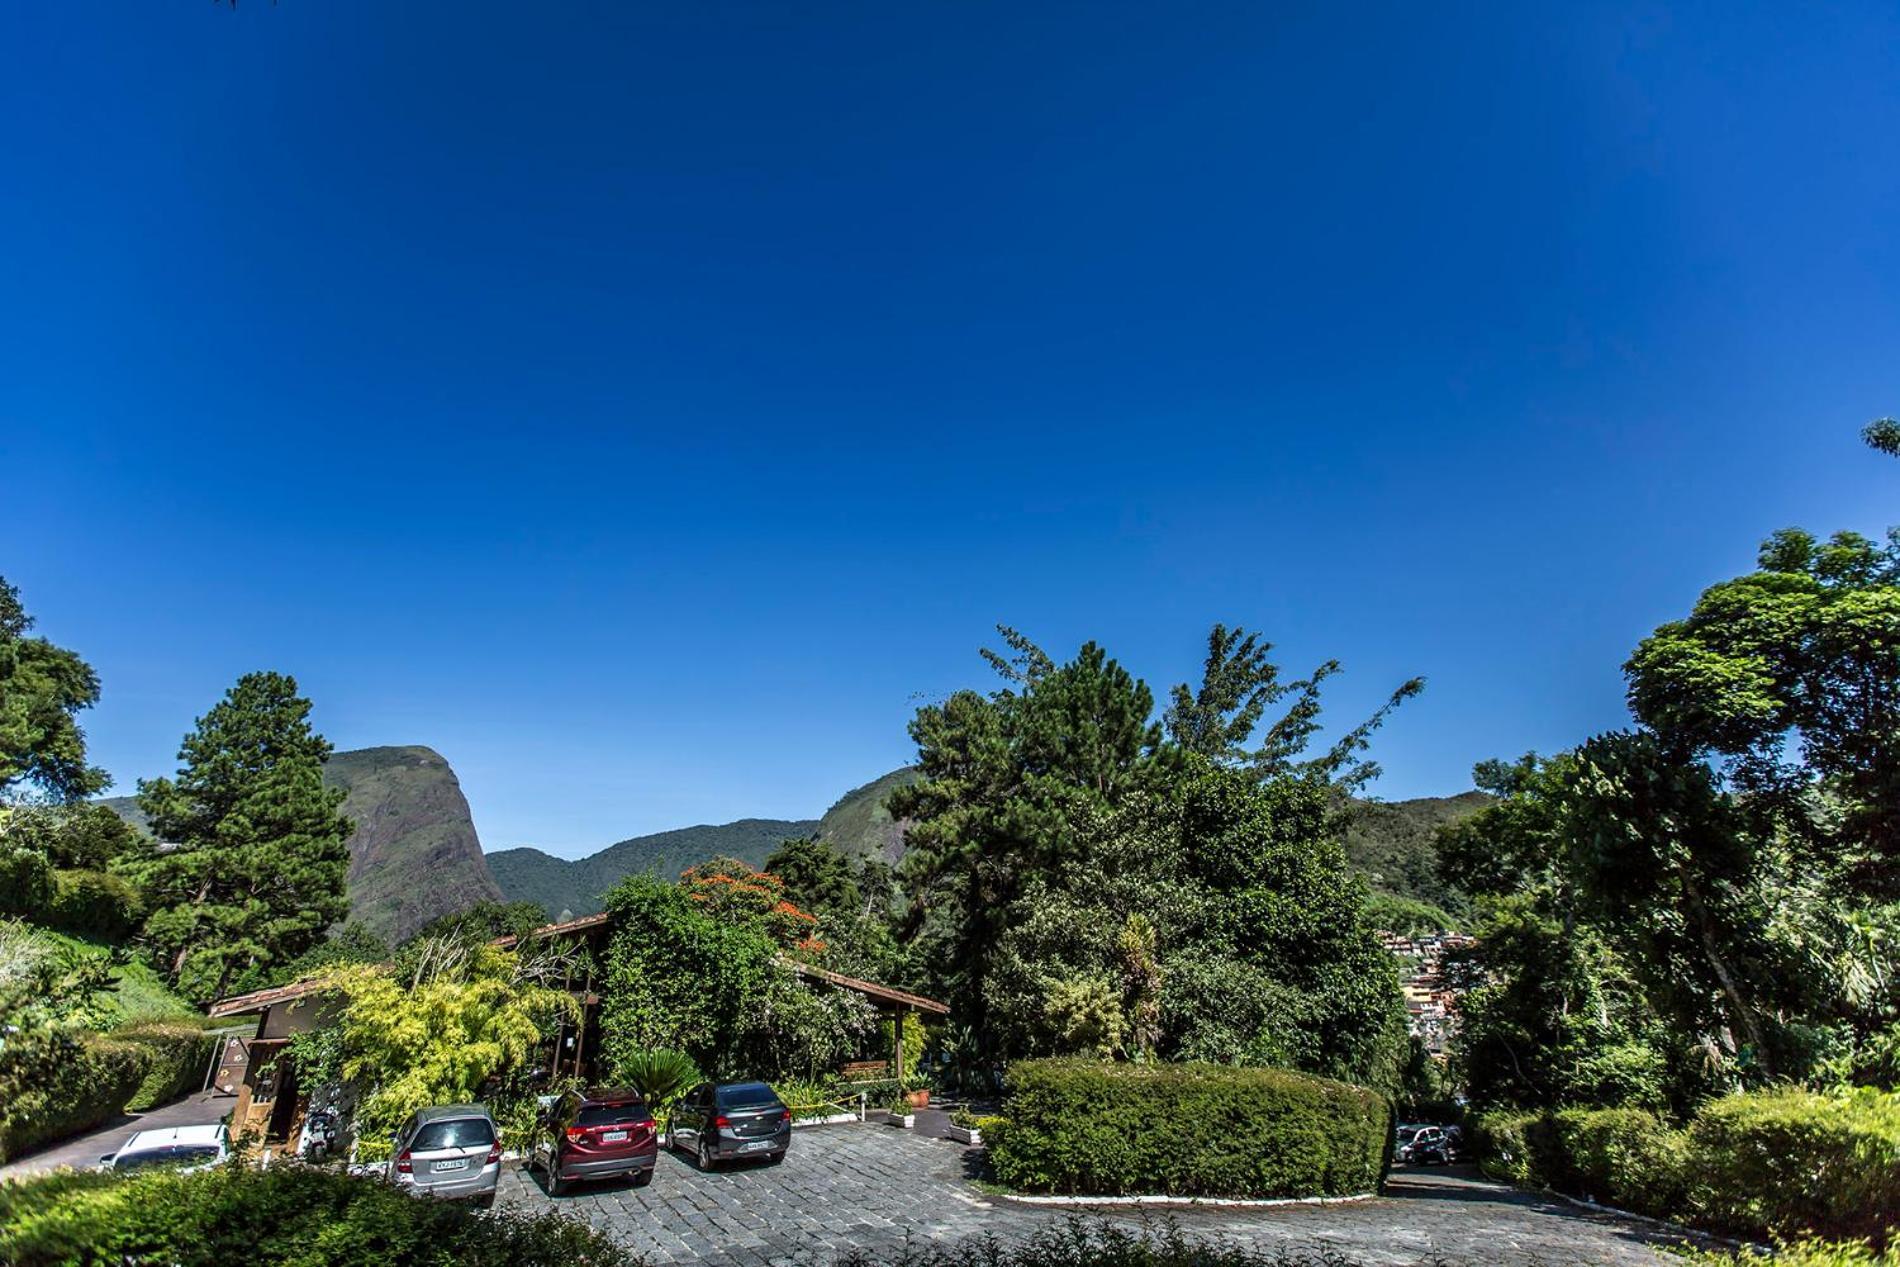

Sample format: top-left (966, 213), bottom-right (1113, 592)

top-left (496, 1122), bottom-right (1692, 1266)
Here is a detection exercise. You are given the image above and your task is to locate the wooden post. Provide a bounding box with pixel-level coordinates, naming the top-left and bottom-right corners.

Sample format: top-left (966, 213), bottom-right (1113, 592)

top-left (571, 965), bottom-right (594, 1080)
top-left (893, 1003), bottom-right (906, 1087)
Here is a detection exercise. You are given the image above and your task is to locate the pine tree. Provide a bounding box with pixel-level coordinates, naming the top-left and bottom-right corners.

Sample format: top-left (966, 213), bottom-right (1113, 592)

top-left (131, 672), bottom-right (353, 1003)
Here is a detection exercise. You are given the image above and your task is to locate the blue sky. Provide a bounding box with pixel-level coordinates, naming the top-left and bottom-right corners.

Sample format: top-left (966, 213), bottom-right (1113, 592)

top-left (3, 3), bottom-right (1896, 857)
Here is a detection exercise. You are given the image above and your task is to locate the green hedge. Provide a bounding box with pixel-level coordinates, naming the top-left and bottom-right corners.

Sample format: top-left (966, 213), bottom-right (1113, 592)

top-left (1475, 1090), bottom-right (1900, 1246)
top-left (0, 1032), bottom-right (150, 1163)
top-left (0, 1164), bottom-right (637, 1267)
top-left (113, 1022), bottom-right (218, 1113)
top-left (989, 1059), bottom-right (1391, 1198)
top-left (1684, 1088), bottom-right (1900, 1244)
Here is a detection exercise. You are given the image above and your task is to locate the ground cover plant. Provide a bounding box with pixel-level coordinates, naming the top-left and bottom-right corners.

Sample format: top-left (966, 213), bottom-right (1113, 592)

top-left (0, 1164), bottom-right (636, 1267)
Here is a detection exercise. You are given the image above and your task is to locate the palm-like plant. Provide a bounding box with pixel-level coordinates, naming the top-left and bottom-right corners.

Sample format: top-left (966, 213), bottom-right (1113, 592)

top-left (614, 1048), bottom-right (701, 1108)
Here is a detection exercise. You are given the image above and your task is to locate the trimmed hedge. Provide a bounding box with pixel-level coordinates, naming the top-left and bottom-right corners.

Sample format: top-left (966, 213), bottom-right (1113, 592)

top-left (1685, 1088), bottom-right (1900, 1245)
top-left (0, 1032), bottom-right (150, 1163)
top-left (114, 1022), bottom-right (219, 1113)
top-left (1475, 1089), bottom-right (1900, 1246)
top-left (988, 1059), bottom-right (1391, 1198)
top-left (0, 1164), bottom-right (637, 1267)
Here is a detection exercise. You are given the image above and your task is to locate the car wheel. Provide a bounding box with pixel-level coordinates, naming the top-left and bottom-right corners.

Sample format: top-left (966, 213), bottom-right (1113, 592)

top-left (697, 1137), bottom-right (715, 1171)
top-left (547, 1165), bottom-right (565, 1197)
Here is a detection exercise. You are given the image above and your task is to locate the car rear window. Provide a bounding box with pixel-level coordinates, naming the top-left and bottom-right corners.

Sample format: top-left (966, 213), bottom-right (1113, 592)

top-left (411, 1117), bottom-right (495, 1150)
top-left (577, 1101), bottom-right (650, 1127)
top-left (114, 1145), bottom-right (219, 1171)
top-left (717, 1083), bottom-right (780, 1110)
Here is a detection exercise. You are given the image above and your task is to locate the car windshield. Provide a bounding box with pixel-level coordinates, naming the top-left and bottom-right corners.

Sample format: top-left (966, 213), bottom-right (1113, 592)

top-left (577, 1102), bottom-right (649, 1127)
top-left (411, 1118), bottom-right (495, 1150)
top-left (717, 1083), bottom-right (780, 1110)
top-left (114, 1144), bottom-right (219, 1171)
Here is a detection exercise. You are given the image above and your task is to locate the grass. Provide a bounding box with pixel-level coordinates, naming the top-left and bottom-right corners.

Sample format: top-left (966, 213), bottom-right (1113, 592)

top-left (29, 928), bottom-right (201, 1028)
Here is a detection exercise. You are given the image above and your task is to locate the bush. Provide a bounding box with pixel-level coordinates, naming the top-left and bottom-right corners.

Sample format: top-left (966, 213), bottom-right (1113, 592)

top-left (1552, 1107), bottom-right (1686, 1213)
top-left (113, 1022), bottom-right (219, 1113)
top-left (1685, 1087), bottom-right (1900, 1245)
top-left (46, 869), bottom-right (144, 941)
top-left (0, 847), bottom-right (55, 917)
top-left (0, 1164), bottom-right (637, 1266)
top-left (0, 1032), bottom-right (150, 1163)
top-left (988, 1059), bottom-right (1390, 1198)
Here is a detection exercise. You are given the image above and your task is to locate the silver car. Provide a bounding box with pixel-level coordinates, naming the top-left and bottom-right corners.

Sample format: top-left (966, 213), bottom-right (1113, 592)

top-left (387, 1104), bottom-right (501, 1207)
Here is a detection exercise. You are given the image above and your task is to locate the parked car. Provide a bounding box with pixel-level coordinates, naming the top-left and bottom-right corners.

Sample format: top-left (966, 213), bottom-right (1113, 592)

top-left (529, 1087), bottom-right (658, 1195)
top-left (100, 1123), bottom-right (229, 1173)
top-left (668, 1081), bottom-right (791, 1169)
top-left (387, 1105), bottom-right (502, 1207)
top-left (1396, 1124), bottom-right (1449, 1164)
top-left (1393, 1122), bottom-right (1425, 1163)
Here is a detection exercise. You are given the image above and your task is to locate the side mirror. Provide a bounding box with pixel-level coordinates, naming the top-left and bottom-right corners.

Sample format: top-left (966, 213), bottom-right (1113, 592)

top-left (99, 1154), bottom-right (116, 1165)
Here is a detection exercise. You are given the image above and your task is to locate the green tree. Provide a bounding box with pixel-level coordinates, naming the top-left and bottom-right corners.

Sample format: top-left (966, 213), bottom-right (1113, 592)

top-left (1626, 526), bottom-right (1900, 898)
top-left (129, 672), bottom-right (353, 1003)
top-left (0, 576), bottom-right (107, 802)
top-left (763, 835), bottom-right (862, 915)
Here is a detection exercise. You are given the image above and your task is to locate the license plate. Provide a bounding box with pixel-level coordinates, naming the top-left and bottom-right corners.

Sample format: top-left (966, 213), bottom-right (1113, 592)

top-left (602, 1130), bottom-right (628, 1143)
top-left (432, 1159), bottom-right (468, 1172)
top-left (740, 1140), bottom-right (772, 1152)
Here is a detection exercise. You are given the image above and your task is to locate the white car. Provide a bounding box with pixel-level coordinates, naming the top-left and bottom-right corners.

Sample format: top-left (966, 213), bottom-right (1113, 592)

top-left (100, 1123), bottom-right (230, 1173)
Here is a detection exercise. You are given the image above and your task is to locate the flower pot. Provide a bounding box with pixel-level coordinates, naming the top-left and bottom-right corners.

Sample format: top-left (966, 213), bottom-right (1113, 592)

top-left (946, 1125), bottom-right (982, 1145)
top-left (905, 1089), bottom-right (930, 1109)
top-left (888, 1112), bottom-right (916, 1129)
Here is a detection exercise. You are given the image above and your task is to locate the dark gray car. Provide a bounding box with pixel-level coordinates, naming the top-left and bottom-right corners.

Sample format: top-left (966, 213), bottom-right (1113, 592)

top-left (668, 1081), bottom-right (791, 1169)
top-left (387, 1104), bottom-right (502, 1206)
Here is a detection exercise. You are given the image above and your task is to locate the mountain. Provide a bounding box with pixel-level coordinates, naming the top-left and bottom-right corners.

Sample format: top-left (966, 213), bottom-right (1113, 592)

top-left (488, 818), bottom-right (818, 921)
top-left (813, 767), bottom-right (919, 862)
top-left (101, 744), bottom-right (504, 944)
top-left (1343, 790), bottom-right (1493, 912)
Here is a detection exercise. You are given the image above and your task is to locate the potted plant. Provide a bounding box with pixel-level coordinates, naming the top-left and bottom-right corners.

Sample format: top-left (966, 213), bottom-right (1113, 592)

top-left (885, 1091), bottom-right (915, 1129)
top-left (945, 1109), bottom-right (982, 1146)
top-left (905, 1084), bottom-right (930, 1109)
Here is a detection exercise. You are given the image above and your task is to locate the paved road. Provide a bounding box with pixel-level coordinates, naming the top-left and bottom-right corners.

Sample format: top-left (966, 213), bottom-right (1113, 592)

top-left (0, 1091), bottom-right (236, 1179)
top-left (496, 1120), bottom-right (1695, 1266)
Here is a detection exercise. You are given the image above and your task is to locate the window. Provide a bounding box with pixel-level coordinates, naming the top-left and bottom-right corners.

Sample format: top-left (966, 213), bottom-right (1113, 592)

top-left (577, 1101), bottom-right (650, 1127)
top-left (411, 1118), bottom-right (496, 1151)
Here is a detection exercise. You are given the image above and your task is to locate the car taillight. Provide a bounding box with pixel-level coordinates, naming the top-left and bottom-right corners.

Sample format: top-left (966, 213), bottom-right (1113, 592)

top-left (713, 1115), bottom-right (730, 1129)
top-left (780, 1109), bottom-right (792, 1122)
top-left (565, 1126), bottom-right (587, 1141)
top-left (395, 1151), bottom-right (412, 1174)
top-left (486, 1142), bottom-right (502, 1164)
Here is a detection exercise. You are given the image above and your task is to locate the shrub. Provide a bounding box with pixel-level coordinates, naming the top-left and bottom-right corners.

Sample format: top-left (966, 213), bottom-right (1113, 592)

top-left (1552, 1107), bottom-right (1686, 1213)
top-left (0, 847), bottom-right (55, 917)
top-left (1685, 1087), bottom-right (1900, 1245)
top-left (1471, 1109), bottom-right (1541, 1185)
top-left (988, 1059), bottom-right (1390, 1198)
top-left (0, 1164), bottom-right (637, 1267)
top-left (0, 1032), bottom-right (150, 1163)
top-left (113, 1021), bottom-right (219, 1113)
top-left (47, 869), bottom-right (144, 941)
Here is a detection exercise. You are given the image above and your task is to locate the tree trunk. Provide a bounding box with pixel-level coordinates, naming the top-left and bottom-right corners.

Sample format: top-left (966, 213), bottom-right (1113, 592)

top-left (1682, 872), bottom-right (1773, 1079)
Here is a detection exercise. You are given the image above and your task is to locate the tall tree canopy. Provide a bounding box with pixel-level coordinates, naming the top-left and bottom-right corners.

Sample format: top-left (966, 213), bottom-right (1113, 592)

top-left (0, 576), bottom-right (107, 803)
top-left (892, 624), bottom-right (1417, 1091)
top-left (130, 672), bottom-right (353, 1004)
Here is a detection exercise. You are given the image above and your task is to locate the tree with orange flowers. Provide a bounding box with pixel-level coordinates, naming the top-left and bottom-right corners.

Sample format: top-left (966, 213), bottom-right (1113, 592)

top-left (679, 856), bottom-right (825, 957)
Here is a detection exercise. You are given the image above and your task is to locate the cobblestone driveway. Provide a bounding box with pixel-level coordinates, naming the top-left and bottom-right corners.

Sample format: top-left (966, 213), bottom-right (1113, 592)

top-left (496, 1123), bottom-right (1689, 1266)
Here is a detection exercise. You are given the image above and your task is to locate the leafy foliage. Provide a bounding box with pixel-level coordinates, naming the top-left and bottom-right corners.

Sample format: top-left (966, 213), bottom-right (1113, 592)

top-left (596, 874), bottom-right (875, 1082)
top-left (128, 672), bottom-right (354, 1004)
top-left (893, 625), bottom-right (1413, 1089)
top-left (0, 1164), bottom-right (637, 1267)
top-left (987, 1059), bottom-right (1391, 1198)
top-left (610, 1048), bottom-right (701, 1107)
top-left (0, 576), bottom-right (108, 803)
top-left (307, 939), bottom-right (578, 1150)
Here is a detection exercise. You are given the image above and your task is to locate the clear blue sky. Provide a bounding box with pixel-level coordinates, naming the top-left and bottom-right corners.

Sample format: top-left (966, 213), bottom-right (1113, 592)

top-left (4, 3), bottom-right (1895, 858)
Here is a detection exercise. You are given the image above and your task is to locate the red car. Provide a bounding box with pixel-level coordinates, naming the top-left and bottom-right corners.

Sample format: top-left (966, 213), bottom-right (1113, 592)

top-left (528, 1088), bottom-right (658, 1195)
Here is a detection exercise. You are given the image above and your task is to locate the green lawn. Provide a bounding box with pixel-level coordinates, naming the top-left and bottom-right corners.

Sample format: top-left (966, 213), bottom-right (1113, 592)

top-left (32, 928), bottom-right (203, 1028)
